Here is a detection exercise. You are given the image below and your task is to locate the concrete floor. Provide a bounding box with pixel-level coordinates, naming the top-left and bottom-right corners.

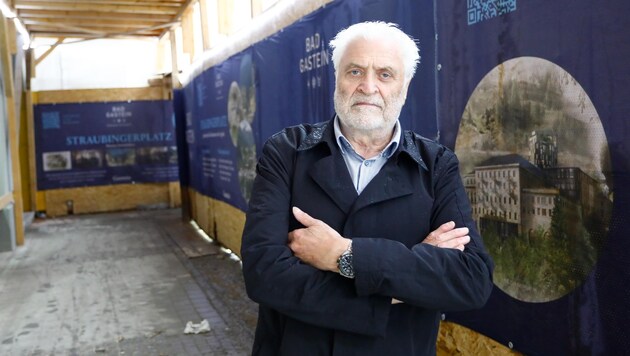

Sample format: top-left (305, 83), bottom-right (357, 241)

top-left (0, 208), bottom-right (255, 355)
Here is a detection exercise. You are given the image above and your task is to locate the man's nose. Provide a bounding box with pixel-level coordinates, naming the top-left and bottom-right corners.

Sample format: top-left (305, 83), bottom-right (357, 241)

top-left (357, 73), bottom-right (378, 94)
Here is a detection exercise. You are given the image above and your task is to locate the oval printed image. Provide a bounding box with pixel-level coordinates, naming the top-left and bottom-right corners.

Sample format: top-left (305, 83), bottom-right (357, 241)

top-left (455, 57), bottom-right (613, 302)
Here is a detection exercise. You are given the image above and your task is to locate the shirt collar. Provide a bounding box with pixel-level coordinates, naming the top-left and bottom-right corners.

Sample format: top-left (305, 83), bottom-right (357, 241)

top-left (333, 115), bottom-right (401, 159)
top-left (296, 117), bottom-right (427, 171)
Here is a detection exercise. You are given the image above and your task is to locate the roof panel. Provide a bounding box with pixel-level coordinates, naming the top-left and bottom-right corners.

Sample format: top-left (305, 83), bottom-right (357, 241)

top-left (13, 0), bottom-right (189, 39)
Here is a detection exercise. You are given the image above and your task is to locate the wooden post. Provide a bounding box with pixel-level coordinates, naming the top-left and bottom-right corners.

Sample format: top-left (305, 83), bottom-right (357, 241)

top-left (24, 48), bottom-right (37, 212)
top-left (198, 0), bottom-right (212, 50)
top-left (168, 28), bottom-right (191, 221)
top-left (0, 15), bottom-right (25, 245)
top-left (252, 0), bottom-right (263, 17)
top-left (217, 0), bottom-right (233, 35)
top-left (181, 6), bottom-right (195, 64)
top-left (169, 29), bottom-right (181, 89)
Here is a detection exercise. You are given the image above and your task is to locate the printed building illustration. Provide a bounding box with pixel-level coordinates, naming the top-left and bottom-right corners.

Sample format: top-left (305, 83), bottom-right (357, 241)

top-left (463, 131), bottom-right (611, 239)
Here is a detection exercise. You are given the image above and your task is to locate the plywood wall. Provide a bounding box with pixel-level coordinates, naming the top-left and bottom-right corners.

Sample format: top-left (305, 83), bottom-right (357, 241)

top-left (44, 183), bottom-right (178, 217)
top-left (188, 188), bottom-right (244, 254)
top-left (34, 87), bottom-right (164, 104)
top-left (213, 199), bottom-right (245, 254)
top-left (438, 322), bottom-right (520, 355)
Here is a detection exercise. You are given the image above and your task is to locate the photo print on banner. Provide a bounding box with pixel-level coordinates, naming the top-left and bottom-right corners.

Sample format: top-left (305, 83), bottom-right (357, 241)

top-left (454, 57), bottom-right (613, 303)
top-left (227, 52), bottom-right (257, 204)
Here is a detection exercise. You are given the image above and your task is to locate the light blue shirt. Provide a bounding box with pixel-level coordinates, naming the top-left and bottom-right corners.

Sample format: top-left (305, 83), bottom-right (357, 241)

top-left (334, 116), bottom-right (401, 194)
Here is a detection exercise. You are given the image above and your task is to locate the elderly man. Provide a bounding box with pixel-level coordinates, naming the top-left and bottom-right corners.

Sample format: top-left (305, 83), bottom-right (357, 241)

top-left (241, 21), bottom-right (494, 355)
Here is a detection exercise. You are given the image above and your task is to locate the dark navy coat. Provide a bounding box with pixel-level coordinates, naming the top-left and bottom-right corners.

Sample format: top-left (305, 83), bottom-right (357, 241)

top-left (241, 118), bottom-right (494, 355)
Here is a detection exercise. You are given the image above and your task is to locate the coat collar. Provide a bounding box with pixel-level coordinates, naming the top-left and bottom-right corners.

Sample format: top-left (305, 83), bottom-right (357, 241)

top-left (297, 117), bottom-right (428, 171)
top-left (297, 117), bottom-right (429, 214)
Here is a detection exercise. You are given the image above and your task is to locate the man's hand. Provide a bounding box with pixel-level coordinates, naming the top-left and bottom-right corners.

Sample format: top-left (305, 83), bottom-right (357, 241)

top-left (422, 221), bottom-right (470, 251)
top-left (288, 207), bottom-right (350, 271)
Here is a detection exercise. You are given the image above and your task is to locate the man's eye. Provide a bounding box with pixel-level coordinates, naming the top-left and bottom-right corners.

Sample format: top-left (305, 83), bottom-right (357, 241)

top-left (381, 72), bottom-right (392, 79)
top-left (350, 70), bottom-right (361, 76)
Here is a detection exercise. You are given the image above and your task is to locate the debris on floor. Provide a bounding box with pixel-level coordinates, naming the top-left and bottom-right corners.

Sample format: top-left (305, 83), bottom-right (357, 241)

top-left (184, 319), bottom-right (211, 334)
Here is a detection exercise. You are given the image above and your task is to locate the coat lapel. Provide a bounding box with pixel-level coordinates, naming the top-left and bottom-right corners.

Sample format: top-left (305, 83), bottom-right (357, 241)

top-left (300, 120), bottom-right (423, 215)
top-left (307, 152), bottom-right (358, 214)
top-left (351, 157), bottom-right (415, 213)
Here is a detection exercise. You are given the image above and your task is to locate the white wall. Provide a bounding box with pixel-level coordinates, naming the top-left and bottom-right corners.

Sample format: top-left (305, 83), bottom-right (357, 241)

top-left (31, 38), bottom-right (159, 91)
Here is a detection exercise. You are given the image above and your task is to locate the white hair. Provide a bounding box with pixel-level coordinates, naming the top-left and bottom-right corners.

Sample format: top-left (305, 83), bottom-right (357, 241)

top-left (329, 21), bottom-right (420, 81)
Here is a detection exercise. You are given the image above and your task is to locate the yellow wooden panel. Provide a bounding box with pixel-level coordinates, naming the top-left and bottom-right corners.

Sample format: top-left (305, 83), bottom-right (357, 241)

top-left (437, 321), bottom-right (520, 356)
top-left (168, 182), bottom-right (181, 208)
top-left (26, 90), bottom-right (37, 212)
top-left (7, 19), bottom-right (16, 55)
top-left (206, 195), bottom-right (215, 237)
top-left (36, 191), bottom-right (46, 212)
top-left (213, 199), bottom-right (245, 256)
top-left (189, 188), bottom-right (198, 219)
top-left (34, 87), bottom-right (164, 104)
top-left (194, 191), bottom-right (210, 234)
top-left (18, 90), bottom-right (32, 211)
top-left (44, 183), bottom-right (171, 217)
top-left (0, 193), bottom-right (13, 210)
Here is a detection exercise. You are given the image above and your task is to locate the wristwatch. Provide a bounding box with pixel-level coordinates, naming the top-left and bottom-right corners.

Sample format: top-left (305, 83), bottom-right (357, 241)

top-left (337, 241), bottom-right (354, 279)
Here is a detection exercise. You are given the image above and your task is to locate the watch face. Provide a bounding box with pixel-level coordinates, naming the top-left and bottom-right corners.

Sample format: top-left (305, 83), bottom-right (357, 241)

top-left (338, 253), bottom-right (354, 278)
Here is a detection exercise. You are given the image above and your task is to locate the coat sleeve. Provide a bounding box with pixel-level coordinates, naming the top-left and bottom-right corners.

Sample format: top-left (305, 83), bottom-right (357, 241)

top-left (240, 134), bottom-right (392, 337)
top-left (353, 148), bottom-right (494, 311)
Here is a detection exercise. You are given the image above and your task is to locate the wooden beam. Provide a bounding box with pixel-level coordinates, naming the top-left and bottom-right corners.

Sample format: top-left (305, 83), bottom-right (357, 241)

top-left (23, 18), bottom-right (165, 29)
top-left (47, 22), bottom-right (106, 35)
top-left (158, 0), bottom-right (193, 37)
top-left (169, 28), bottom-right (181, 88)
top-left (8, 17), bottom-right (17, 54)
top-left (15, 0), bottom-right (184, 5)
top-left (15, 2), bottom-right (180, 15)
top-left (34, 37), bottom-right (64, 66)
top-left (26, 89), bottom-right (38, 212)
top-left (16, 0), bottom-right (185, 6)
top-left (198, 0), bottom-right (210, 50)
top-left (217, 0), bottom-right (231, 35)
top-left (27, 20), bottom-right (175, 39)
top-left (0, 193), bottom-right (13, 210)
top-left (18, 9), bottom-right (174, 22)
top-left (0, 14), bottom-right (25, 245)
top-left (251, 0), bottom-right (263, 17)
top-left (30, 31), bottom-right (160, 39)
top-left (27, 22), bottom-right (114, 36)
top-left (156, 33), bottom-right (171, 74)
top-left (181, 5), bottom-right (194, 62)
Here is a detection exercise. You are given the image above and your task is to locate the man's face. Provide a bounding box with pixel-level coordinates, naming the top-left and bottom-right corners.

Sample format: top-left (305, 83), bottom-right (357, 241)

top-left (334, 38), bottom-right (410, 133)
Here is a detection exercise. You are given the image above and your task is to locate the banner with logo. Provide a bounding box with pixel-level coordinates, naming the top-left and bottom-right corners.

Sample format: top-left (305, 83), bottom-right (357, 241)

top-left (34, 100), bottom-right (178, 190)
top-left (437, 0), bottom-right (628, 354)
top-left (178, 0), bottom-right (437, 211)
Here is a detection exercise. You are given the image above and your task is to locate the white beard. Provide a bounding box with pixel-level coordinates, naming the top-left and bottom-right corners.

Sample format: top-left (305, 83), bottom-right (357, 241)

top-left (334, 89), bottom-right (406, 133)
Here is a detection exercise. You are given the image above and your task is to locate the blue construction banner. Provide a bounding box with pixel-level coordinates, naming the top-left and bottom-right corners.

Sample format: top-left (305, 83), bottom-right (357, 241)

top-left (437, 0), bottom-right (629, 354)
top-left (174, 0), bottom-right (630, 354)
top-left (34, 100), bottom-right (178, 190)
top-left (179, 0), bottom-right (436, 211)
